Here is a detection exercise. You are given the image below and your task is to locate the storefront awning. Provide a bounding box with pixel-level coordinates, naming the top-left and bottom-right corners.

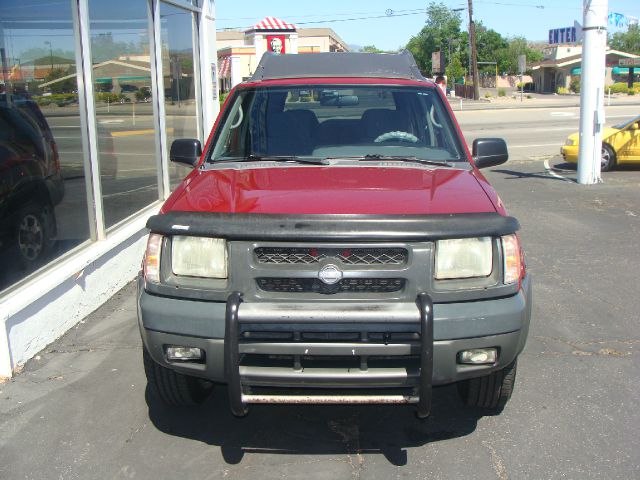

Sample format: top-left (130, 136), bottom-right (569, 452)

top-left (612, 66), bottom-right (637, 75)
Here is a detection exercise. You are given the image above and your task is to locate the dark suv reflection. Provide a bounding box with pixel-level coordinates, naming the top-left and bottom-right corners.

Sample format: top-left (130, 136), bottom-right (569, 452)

top-left (0, 94), bottom-right (64, 274)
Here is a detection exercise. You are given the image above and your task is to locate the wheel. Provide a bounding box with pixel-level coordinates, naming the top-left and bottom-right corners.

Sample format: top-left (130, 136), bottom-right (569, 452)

top-left (143, 347), bottom-right (213, 406)
top-left (457, 359), bottom-right (517, 411)
top-left (601, 144), bottom-right (616, 172)
top-left (15, 202), bottom-right (56, 269)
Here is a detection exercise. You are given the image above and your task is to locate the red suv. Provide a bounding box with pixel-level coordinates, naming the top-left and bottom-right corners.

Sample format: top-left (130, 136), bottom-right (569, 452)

top-left (138, 52), bottom-right (531, 418)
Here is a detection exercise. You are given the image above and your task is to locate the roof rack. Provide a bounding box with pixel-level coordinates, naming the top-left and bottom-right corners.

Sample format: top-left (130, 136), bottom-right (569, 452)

top-left (249, 51), bottom-right (426, 82)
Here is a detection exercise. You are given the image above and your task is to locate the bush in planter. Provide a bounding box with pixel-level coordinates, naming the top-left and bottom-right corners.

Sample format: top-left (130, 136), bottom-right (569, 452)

top-left (498, 88), bottom-right (506, 97)
top-left (570, 79), bottom-right (580, 93)
top-left (609, 82), bottom-right (629, 94)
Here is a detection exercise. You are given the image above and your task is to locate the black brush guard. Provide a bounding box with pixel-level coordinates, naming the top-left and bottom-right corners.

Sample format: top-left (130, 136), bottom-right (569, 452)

top-left (224, 292), bottom-right (434, 418)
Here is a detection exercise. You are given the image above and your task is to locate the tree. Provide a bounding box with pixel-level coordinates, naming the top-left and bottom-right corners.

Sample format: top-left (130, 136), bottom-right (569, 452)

top-left (609, 24), bottom-right (640, 55)
top-left (503, 37), bottom-right (543, 74)
top-left (475, 23), bottom-right (508, 74)
top-left (406, 2), bottom-right (463, 74)
top-left (361, 45), bottom-right (385, 53)
top-left (445, 53), bottom-right (465, 85)
top-left (44, 68), bottom-right (77, 93)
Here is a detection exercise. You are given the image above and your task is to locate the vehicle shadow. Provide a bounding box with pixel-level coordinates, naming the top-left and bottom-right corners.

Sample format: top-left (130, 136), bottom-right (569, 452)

top-left (490, 168), bottom-right (573, 181)
top-left (146, 384), bottom-right (487, 466)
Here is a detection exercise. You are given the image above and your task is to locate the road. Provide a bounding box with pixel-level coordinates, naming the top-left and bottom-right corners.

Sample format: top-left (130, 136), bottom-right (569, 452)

top-left (1, 105), bottom-right (639, 478)
top-left (457, 103), bottom-right (639, 161)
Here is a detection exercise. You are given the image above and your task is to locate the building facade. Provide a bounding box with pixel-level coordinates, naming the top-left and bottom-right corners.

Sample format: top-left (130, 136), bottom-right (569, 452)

top-left (531, 45), bottom-right (640, 93)
top-left (0, 0), bottom-right (218, 378)
top-left (217, 18), bottom-right (349, 91)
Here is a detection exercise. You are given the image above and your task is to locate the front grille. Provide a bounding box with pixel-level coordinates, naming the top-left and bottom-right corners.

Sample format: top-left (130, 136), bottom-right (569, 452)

top-left (254, 247), bottom-right (408, 266)
top-left (256, 277), bottom-right (405, 294)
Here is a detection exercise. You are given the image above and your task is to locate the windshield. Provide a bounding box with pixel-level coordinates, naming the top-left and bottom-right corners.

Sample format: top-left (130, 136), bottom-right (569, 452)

top-left (208, 85), bottom-right (465, 164)
top-left (612, 114), bottom-right (640, 130)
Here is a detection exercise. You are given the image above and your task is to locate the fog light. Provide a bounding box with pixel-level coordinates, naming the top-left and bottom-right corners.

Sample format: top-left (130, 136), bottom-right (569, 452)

top-left (165, 346), bottom-right (203, 361)
top-left (459, 348), bottom-right (497, 365)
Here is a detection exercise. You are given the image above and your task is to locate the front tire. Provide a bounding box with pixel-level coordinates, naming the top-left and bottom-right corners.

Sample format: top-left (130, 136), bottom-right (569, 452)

top-left (457, 359), bottom-right (517, 411)
top-left (601, 144), bottom-right (616, 172)
top-left (143, 347), bottom-right (213, 406)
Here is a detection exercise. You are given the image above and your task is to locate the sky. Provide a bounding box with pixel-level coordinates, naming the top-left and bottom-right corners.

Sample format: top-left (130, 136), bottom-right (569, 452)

top-left (215, 0), bottom-right (640, 51)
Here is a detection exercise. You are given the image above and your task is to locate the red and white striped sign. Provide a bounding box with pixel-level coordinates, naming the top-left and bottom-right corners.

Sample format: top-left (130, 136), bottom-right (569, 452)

top-left (252, 16), bottom-right (296, 31)
top-left (218, 57), bottom-right (230, 77)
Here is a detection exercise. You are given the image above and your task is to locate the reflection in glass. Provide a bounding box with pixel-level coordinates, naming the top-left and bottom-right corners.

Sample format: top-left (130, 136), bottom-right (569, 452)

top-left (0, 0), bottom-right (90, 292)
top-left (159, 2), bottom-right (200, 189)
top-left (89, 0), bottom-right (159, 228)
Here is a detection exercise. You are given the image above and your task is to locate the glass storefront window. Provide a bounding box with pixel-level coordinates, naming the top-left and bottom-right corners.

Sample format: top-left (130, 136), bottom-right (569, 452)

top-left (159, 1), bottom-right (200, 189)
top-left (0, 0), bottom-right (91, 292)
top-left (89, 0), bottom-right (159, 228)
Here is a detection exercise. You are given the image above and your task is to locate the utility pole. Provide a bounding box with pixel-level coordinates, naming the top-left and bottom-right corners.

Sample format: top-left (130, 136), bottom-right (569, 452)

top-left (468, 0), bottom-right (480, 100)
top-left (577, 0), bottom-right (608, 185)
top-left (45, 41), bottom-right (53, 72)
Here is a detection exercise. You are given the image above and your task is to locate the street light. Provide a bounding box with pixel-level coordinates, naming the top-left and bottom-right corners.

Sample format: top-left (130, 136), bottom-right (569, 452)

top-left (44, 41), bottom-right (53, 71)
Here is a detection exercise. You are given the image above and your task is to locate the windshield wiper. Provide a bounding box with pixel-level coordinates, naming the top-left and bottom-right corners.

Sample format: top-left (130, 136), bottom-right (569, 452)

top-left (216, 154), bottom-right (327, 165)
top-left (328, 154), bottom-right (455, 167)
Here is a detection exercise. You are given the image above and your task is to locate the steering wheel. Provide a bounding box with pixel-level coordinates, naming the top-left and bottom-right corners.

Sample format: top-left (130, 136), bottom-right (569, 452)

top-left (374, 131), bottom-right (419, 143)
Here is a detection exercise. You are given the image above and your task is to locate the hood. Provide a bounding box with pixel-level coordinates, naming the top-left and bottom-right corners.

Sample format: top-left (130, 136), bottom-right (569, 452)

top-left (165, 165), bottom-right (496, 215)
top-left (567, 127), bottom-right (619, 145)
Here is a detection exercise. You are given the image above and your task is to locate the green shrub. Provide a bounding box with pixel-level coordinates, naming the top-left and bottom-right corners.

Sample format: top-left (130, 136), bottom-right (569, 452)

top-left (498, 88), bottom-right (506, 97)
top-left (570, 79), bottom-right (580, 93)
top-left (609, 82), bottom-right (629, 94)
top-left (557, 87), bottom-right (569, 95)
top-left (34, 93), bottom-right (78, 106)
top-left (96, 92), bottom-right (120, 103)
top-left (484, 92), bottom-right (492, 98)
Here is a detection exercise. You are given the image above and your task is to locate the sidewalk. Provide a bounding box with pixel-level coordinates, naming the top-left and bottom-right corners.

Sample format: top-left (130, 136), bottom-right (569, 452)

top-left (447, 91), bottom-right (640, 111)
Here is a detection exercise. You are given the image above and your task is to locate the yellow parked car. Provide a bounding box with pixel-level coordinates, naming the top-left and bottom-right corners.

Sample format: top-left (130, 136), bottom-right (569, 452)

top-left (561, 115), bottom-right (640, 171)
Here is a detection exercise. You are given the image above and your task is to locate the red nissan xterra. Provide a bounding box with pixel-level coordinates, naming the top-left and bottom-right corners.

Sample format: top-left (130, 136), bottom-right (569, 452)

top-left (138, 52), bottom-right (531, 418)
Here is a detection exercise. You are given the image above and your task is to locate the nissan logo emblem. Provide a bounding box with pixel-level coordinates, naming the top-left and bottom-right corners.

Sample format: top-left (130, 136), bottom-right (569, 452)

top-left (318, 264), bottom-right (343, 285)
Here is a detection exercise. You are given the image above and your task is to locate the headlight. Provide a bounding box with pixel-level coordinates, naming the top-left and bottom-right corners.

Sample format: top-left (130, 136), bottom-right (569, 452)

top-left (171, 236), bottom-right (228, 278)
top-left (435, 237), bottom-right (492, 279)
top-left (565, 138), bottom-right (575, 146)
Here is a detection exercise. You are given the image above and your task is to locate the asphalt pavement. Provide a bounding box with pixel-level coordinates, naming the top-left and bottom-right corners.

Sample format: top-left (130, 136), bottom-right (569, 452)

top-left (1, 124), bottom-right (639, 478)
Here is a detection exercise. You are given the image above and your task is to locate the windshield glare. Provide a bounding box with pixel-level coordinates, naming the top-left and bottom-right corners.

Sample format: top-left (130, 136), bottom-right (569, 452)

top-left (209, 85), bottom-right (465, 163)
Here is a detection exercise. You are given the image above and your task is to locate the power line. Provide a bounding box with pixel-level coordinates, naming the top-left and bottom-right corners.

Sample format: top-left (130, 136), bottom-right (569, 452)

top-left (217, 10), bottom-right (429, 31)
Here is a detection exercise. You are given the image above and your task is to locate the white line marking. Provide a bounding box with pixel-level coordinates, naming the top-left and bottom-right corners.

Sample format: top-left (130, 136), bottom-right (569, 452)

top-left (58, 150), bottom-right (154, 156)
top-left (509, 144), bottom-right (561, 148)
top-left (102, 184), bottom-right (156, 199)
top-left (550, 112), bottom-right (575, 117)
top-left (543, 159), bottom-right (573, 182)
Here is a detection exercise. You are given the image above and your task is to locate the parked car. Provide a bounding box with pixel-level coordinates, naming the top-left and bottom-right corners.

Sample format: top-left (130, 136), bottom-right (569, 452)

top-left (0, 94), bottom-right (64, 270)
top-left (561, 115), bottom-right (640, 171)
top-left (138, 52), bottom-right (531, 419)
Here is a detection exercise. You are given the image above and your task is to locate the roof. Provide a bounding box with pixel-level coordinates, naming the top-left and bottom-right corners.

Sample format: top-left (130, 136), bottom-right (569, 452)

top-left (247, 16), bottom-right (296, 32)
top-left (249, 51), bottom-right (425, 82)
top-left (531, 49), bottom-right (640, 70)
top-left (297, 27), bottom-right (349, 52)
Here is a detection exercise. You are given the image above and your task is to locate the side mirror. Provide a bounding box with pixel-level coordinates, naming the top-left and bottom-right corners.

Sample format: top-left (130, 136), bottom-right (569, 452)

top-left (472, 138), bottom-right (508, 169)
top-left (170, 138), bottom-right (202, 167)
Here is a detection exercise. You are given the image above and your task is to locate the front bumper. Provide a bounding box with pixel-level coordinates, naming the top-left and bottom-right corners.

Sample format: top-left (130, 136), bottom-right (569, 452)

top-left (138, 275), bottom-right (531, 415)
top-left (561, 145), bottom-right (578, 163)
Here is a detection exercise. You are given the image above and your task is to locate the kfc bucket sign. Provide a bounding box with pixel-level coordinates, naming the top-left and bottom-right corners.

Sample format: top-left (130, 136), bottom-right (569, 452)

top-left (267, 35), bottom-right (285, 54)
